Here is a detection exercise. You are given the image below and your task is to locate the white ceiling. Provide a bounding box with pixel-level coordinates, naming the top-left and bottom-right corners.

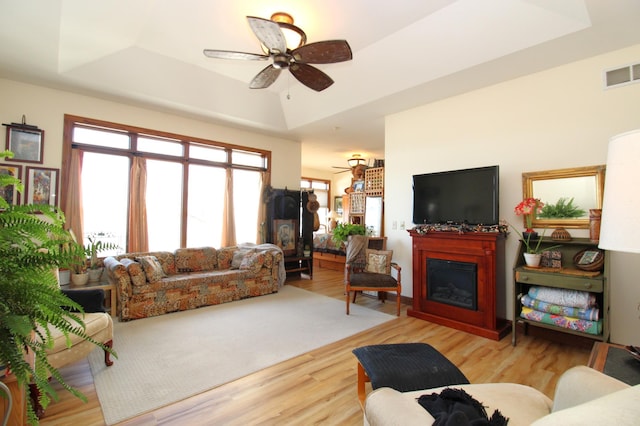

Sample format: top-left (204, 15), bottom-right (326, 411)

top-left (1, 0), bottom-right (639, 171)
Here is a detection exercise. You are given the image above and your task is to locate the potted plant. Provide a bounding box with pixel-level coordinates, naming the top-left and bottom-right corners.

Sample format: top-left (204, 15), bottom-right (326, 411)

top-left (0, 150), bottom-right (112, 424)
top-left (511, 198), bottom-right (561, 267)
top-left (85, 232), bottom-right (119, 282)
top-left (332, 222), bottom-right (366, 246)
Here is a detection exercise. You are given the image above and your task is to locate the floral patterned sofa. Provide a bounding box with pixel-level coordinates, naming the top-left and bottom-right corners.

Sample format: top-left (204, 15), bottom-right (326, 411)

top-left (104, 244), bottom-right (285, 321)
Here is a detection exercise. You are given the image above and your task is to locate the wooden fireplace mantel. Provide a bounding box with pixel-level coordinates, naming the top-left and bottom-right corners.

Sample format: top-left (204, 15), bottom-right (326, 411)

top-left (407, 230), bottom-right (511, 340)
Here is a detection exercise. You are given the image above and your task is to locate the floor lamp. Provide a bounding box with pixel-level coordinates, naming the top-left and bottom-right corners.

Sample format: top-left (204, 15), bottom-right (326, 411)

top-left (598, 129), bottom-right (640, 253)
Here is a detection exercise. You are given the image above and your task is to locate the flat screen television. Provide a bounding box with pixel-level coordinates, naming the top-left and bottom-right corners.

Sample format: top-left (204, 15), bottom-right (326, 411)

top-left (412, 165), bottom-right (499, 226)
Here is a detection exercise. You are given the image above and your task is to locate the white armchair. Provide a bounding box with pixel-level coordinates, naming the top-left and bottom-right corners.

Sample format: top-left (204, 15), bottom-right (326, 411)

top-left (364, 366), bottom-right (639, 426)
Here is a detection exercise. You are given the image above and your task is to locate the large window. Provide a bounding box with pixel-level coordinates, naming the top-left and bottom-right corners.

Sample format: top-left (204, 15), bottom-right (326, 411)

top-left (301, 177), bottom-right (331, 233)
top-left (63, 115), bottom-right (270, 251)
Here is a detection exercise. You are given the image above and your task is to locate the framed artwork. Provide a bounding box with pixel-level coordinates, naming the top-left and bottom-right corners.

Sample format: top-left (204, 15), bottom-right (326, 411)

top-left (334, 196), bottom-right (343, 214)
top-left (5, 125), bottom-right (45, 164)
top-left (25, 167), bottom-right (59, 207)
top-left (352, 180), bottom-right (364, 192)
top-left (273, 219), bottom-right (297, 256)
top-left (0, 163), bottom-right (22, 206)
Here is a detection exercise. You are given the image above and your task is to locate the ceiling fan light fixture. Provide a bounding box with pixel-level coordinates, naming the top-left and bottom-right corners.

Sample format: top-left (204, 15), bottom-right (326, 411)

top-left (347, 154), bottom-right (366, 168)
top-left (269, 12), bottom-right (307, 50)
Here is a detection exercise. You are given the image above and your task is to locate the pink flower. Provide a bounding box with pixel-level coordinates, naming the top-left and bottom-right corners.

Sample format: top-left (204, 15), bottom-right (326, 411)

top-left (514, 198), bottom-right (544, 230)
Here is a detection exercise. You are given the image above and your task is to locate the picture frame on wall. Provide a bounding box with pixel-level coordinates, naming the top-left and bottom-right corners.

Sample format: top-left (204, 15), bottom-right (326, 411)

top-left (334, 196), bottom-right (343, 214)
top-left (5, 125), bottom-right (45, 164)
top-left (0, 163), bottom-right (22, 206)
top-left (273, 219), bottom-right (298, 256)
top-left (25, 167), bottom-right (59, 207)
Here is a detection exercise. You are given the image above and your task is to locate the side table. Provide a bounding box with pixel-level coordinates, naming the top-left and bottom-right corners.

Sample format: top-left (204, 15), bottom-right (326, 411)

top-left (61, 279), bottom-right (116, 316)
top-left (588, 342), bottom-right (640, 386)
top-left (283, 256), bottom-right (313, 278)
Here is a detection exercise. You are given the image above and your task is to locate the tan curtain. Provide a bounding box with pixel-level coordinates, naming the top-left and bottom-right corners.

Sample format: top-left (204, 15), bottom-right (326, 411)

top-left (257, 171), bottom-right (270, 243)
top-left (128, 156), bottom-right (149, 252)
top-left (221, 168), bottom-right (236, 246)
top-left (64, 149), bottom-right (85, 245)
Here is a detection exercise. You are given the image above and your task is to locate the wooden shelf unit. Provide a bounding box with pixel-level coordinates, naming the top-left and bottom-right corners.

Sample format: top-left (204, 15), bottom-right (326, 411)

top-left (512, 237), bottom-right (609, 346)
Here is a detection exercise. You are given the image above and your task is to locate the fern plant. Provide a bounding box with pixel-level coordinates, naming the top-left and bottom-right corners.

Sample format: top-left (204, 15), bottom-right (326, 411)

top-left (538, 197), bottom-right (586, 218)
top-left (332, 223), bottom-right (366, 246)
top-left (0, 150), bottom-right (113, 424)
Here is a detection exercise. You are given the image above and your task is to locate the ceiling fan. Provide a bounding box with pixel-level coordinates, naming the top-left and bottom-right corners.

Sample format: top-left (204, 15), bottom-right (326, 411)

top-left (203, 13), bottom-right (352, 92)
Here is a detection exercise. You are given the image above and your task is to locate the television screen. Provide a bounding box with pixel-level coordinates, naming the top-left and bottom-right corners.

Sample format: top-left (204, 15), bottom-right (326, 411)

top-left (412, 165), bottom-right (499, 225)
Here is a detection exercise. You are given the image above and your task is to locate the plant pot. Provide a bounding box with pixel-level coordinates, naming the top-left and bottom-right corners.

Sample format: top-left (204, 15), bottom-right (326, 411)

top-left (58, 268), bottom-right (71, 285)
top-left (88, 267), bottom-right (103, 282)
top-left (71, 272), bottom-right (89, 286)
top-left (523, 253), bottom-right (542, 268)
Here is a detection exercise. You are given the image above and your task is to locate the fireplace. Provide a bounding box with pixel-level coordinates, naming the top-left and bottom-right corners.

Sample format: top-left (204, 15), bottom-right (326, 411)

top-left (427, 259), bottom-right (477, 310)
top-left (407, 231), bottom-right (510, 340)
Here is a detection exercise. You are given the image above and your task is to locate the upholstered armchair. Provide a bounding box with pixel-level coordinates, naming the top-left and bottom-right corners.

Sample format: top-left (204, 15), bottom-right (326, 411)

top-left (31, 288), bottom-right (114, 417)
top-left (344, 235), bottom-right (401, 316)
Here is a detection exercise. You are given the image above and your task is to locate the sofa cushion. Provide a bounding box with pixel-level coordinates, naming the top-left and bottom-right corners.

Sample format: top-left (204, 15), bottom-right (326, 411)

top-left (136, 255), bottom-right (166, 283)
top-left (366, 383), bottom-right (552, 426)
top-left (240, 250), bottom-right (266, 274)
top-left (175, 247), bottom-right (217, 272)
top-left (365, 249), bottom-right (393, 274)
top-left (217, 246), bottom-right (238, 269)
top-left (120, 258), bottom-right (147, 286)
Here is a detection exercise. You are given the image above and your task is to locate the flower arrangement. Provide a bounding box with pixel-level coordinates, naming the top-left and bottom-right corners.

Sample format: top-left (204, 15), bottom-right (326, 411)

top-left (514, 197), bottom-right (544, 232)
top-left (510, 198), bottom-right (561, 255)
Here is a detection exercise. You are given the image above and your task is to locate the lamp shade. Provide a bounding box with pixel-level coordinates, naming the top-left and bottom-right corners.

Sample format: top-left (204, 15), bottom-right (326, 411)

top-left (598, 129), bottom-right (640, 253)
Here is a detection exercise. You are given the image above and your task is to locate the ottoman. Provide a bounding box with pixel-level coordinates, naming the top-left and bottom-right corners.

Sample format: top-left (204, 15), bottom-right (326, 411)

top-left (352, 343), bottom-right (469, 407)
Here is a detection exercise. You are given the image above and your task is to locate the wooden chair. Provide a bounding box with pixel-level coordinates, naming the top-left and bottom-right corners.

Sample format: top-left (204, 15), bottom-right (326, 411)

top-left (344, 236), bottom-right (401, 316)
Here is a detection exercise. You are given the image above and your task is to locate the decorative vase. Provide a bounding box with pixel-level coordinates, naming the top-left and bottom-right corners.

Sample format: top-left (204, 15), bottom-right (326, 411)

top-left (88, 267), bottom-right (103, 282)
top-left (71, 272), bottom-right (89, 286)
top-left (589, 209), bottom-right (602, 243)
top-left (523, 253), bottom-right (542, 267)
top-left (58, 268), bottom-right (71, 285)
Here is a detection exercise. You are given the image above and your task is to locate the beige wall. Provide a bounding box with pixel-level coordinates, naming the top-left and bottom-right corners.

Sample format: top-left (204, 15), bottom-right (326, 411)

top-left (0, 78), bottom-right (301, 189)
top-left (385, 44), bottom-right (640, 345)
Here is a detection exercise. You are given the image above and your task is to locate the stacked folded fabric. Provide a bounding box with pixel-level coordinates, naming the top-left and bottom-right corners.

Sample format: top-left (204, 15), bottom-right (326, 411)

top-left (520, 286), bottom-right (602, 335)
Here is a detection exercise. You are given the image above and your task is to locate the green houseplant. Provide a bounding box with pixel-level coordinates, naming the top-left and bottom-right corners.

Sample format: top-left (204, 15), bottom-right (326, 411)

top-left (0, 151), bottom-right (113, 424)
top-left (85, 232), bottom-right (119, 281)
top-left (332, 222), bottom-right (366, 246)
top-left (538, 197), bottom-right (586, 218)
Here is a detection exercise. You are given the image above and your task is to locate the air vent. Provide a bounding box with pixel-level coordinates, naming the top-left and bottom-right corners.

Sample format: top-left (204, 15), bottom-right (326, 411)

top-left (604, 62), bottom-right (640, 89)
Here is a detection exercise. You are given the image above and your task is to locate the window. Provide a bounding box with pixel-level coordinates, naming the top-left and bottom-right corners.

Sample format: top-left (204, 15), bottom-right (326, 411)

top-left (301, 177), bottom-right (331, 233)
top-left (63, 115), bottom-right (270, 251)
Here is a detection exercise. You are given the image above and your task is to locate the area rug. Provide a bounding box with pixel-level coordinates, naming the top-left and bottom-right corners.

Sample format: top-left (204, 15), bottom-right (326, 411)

top-left (88, 285), bottom-right (395, 425)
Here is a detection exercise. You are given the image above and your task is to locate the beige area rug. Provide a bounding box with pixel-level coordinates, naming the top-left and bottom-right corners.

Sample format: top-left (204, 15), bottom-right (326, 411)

top-left (88, 285), bottom-right (394, 425)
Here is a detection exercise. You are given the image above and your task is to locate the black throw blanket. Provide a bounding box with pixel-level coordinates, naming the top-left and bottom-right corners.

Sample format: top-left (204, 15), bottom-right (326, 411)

top-left (417, 388), bottom-right (509, 426)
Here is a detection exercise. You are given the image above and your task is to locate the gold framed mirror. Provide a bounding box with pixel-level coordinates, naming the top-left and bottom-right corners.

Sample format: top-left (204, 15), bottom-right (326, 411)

top-left (522, 165), bottom-right (606, 229)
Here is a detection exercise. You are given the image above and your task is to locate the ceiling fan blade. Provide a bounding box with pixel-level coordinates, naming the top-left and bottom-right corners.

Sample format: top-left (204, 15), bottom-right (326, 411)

top-left (249, 65), bottom-right (282, 89)
top-left (247, 16), bottom-right (287, 54)
top-left (203, 49), bottom-right (269, 61)
top-left (333, 169), bottom-right (352, 174)
top-left (289, 63), bottom-right (334, 92)
top-left (292, 40), bottom-right (352, 64)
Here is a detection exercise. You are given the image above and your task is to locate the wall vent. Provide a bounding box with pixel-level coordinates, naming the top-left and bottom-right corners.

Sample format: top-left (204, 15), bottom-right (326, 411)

top-left (604, 62), bottom-right (640, 89)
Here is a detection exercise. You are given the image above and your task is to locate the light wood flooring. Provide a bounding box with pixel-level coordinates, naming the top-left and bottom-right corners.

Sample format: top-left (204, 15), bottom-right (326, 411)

top-left (40, 267), bottom-right (592, 425)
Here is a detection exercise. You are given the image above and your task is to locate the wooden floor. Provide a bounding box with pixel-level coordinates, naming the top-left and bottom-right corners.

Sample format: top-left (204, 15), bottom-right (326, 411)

top-left (40, 268), bottom-right (592, 425)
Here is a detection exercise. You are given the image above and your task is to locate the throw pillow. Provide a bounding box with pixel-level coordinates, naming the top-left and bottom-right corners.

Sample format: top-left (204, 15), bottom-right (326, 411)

top-left (239, 251), bottom-right (266, 274)
top-left (136, 255), bottom-right (166, 283)
top-left (365, 249), bottom-right (393, 274)
top-left (120, 258), bottom-right (147, 286)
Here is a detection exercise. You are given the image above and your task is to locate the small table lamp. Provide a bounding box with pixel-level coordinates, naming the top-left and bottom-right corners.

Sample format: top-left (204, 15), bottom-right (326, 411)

top-left (598, 129), bottom-right (640, 253)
